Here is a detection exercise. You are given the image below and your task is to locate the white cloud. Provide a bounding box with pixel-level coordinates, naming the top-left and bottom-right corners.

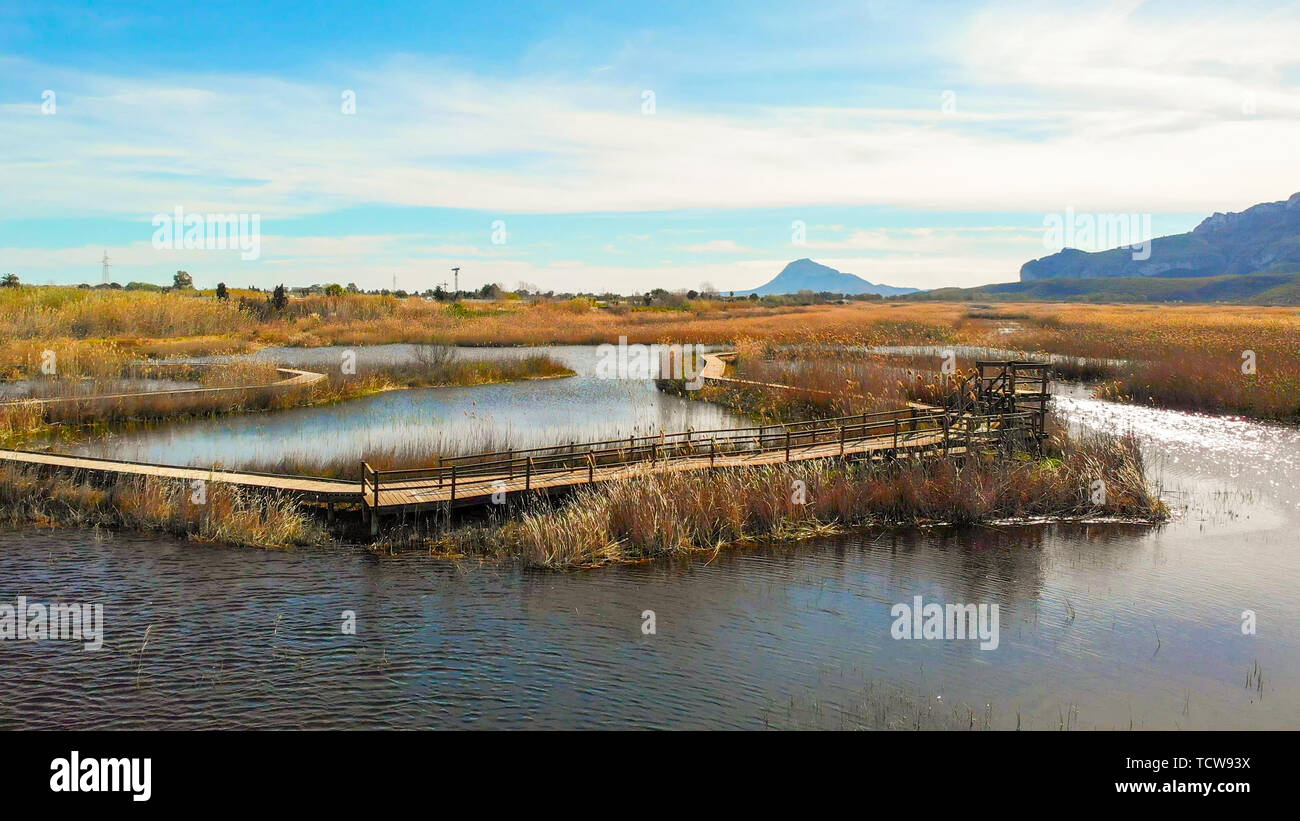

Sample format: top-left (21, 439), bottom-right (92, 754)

top-left (4, 4), bottom-right (1298, 224)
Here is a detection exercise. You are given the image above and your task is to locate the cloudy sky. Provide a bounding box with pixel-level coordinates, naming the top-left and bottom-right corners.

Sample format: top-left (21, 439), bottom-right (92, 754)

top-left (2, 0), bottom-right (1298, 293)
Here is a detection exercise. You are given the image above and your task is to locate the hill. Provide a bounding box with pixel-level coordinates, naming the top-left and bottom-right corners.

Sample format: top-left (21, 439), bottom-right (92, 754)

top-left (739, 259), bottom-right (918, 297)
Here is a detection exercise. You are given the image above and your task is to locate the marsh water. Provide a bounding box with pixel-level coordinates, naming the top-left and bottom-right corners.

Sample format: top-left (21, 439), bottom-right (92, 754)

top-left (1, 347), bottom-right (1297, 729)
top-left (68, 345), bottom-right (745, 467)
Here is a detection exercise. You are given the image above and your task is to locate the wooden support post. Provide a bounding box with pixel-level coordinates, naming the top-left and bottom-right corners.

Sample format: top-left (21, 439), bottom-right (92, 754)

top-left (710, 438), bottom-right (716, 466)
top-left (893, 418), bottom-right (899, 451)
top-left (327, 502), bottom-right (335, 523)
top-left (526, 457), bottom-right (532, 491)
top-left (450, 465), bottom-right (456, 504)
top-left (785, 429), bottom-right (791, 462)
top-left (588, 453), bottom-right (594, 483)
top-left (507, 450), bottom-right (513, 479)
top-left (942, 414), bottom-right (950, 456)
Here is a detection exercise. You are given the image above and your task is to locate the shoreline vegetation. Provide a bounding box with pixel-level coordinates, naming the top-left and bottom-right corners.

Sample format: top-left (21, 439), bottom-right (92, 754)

top-left (409, 426), bottom-right (1166, 569)
top-left (0, 424), bottom-right (1166, 566)
top-left (4, 286), bottom-right (1294, 420)
top-left (0, 346), bottom-right (573, 449)
top-left (0, 285), bottom-right (1246, 564)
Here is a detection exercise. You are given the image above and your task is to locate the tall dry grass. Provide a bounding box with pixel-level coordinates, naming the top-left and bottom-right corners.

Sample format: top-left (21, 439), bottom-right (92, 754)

top-left (418, 429), bottom-right (1163, 569)
top-left (957, 303), bottom-right (1300, 420)
top-left (0, 464), bottom-right (322, 548)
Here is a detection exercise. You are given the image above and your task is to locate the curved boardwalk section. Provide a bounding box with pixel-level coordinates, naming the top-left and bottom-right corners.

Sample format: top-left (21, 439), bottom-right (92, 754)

top-left (0, 366), bottom-right (325, 409)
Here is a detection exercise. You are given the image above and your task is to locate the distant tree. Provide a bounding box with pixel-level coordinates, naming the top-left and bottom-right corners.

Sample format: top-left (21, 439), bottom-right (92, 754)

top-left (346, 282), bottom-right (359, 293)
top-left (324, 283), bottom-right (344, 296)
top-left (215, 282), bottom-right (229, 300)
top-left (748, 292), bottom-right (759, 301)
top-left (643, 292), bottom-right (653, 306)
top-left (0, 273), bottom-right (19, 288)
top-left (271, 284), bottom-right (288, 312)
top-left (173, 270), bottom-right (194, 289)
top-left (686, 289), bottom-right (699, 300)
top-left (432, 285), bottom-right (446, 301)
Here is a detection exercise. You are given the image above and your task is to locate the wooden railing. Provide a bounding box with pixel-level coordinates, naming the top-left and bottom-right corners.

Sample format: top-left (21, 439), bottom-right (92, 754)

top-left (362, 405), bottom-right (1045, 519)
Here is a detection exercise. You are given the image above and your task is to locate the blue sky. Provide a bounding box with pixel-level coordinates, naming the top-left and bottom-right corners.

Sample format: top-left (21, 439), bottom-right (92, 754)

top-left (2, 0), bottom-right (1298, 292)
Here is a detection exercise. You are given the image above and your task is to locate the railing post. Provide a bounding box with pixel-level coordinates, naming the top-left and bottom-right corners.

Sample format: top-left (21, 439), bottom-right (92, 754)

top-left (710, 437), bottom-right (716, 466)
top-left (785, 429), bottom-right (791, 462)
top-left (366, 462), bottom-right (380, 536)
top-left (942, 414), bottom-right (950, 456)
top-left (361, 460), bottom-right (370, 526)
top-left (588, 453), bottom-right (594, 483)
top-left (450, 465), bottom-right (456, 505)
top-left (526, 457), bottom-right (532, 491)
top-left (893, 418), bottom-right (899, 452)
top-left (839, 425), bottom-right (845, 456)
top-left (507, 450), bottom-right (513, 479)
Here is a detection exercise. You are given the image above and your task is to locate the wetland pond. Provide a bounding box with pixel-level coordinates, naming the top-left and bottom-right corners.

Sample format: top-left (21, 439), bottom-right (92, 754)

top-left (1, 347), bottom-right (1296, 729)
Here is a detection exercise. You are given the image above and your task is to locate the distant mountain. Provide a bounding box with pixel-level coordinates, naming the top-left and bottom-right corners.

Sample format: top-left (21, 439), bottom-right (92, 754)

top-left (740, 259), bottom-right (918, 296)
top-left (1021, 192), bottom-right (1300, 281)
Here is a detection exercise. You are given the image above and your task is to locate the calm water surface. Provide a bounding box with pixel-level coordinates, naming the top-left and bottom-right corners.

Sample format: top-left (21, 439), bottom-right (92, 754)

top-left (71, 345), bottom-right (746, 466)
top-left (1, 360), bottom-right (1296, 729)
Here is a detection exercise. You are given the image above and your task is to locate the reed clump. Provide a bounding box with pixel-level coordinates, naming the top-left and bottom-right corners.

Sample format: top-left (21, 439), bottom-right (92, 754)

top-left (957, 303), bottom-right (1300, 420)
top-left (420, 429), bottom-right (1164, 570)
top-left (0, 464), bottom-right (322, 548)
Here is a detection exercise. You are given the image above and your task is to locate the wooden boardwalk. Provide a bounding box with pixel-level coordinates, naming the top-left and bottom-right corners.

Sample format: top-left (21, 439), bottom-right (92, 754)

top-left (0, 448), bottom-right (358, 501)
top-left (0, 354), bottom-right (1052, 535)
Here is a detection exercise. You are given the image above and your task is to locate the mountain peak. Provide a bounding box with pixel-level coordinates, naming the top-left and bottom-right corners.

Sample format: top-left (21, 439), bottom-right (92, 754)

top-left (740, 259), bottom-right (917, 297)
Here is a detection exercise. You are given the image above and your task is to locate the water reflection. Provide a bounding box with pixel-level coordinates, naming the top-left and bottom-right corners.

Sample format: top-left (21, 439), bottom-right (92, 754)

top-left (0, 354), bottom-right (1297, 729)
top-left (72, 345), bottom-right (748, 467)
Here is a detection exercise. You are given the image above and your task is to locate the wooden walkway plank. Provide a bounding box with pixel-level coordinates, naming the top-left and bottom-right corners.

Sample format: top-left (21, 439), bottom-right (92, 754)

top-left (0, 448), bottom-right (359, 501)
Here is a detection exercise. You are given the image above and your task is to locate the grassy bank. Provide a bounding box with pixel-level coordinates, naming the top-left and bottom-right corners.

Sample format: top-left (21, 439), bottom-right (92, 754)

top-left (0, 285), bottom-right (961, 357)
top-left (681, 339), bottom-right (970, 423)
top-left (399, 428), bottom-right (1164, 570)
top-left (956, 303), bottom-right (1300, 420)
top-left (0, 464), bottom-right (322, 548)
top-left (8, 286), bottom-right (1296, 421)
